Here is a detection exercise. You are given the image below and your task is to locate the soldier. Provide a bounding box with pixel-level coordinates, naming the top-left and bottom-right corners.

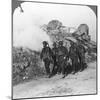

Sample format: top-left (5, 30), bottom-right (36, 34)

top-left (77, 43), bottom-right (87, 71)
top-left (49, 42), bottom-right (58, 77)
top-left (69, 42), bottom-right (79, 74)
top-left (40, 41), bottom-right (53, 77)
top-left (57, 41), bottom-right (69, 78)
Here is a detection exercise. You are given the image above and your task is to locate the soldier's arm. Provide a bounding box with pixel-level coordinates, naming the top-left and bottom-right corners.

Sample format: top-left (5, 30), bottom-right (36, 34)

top-left (84, 47), bottom-right (86, 53)
top-left (82, 45), bottom-right (86, 53)
top-left (51, 48), bottom-right (54, 57)
top-left (76, 47), bottom-right (79, 55)
top-left (62, 47), bottom-right (68, 60)
top-left (49, 47), bottom-right (53, 57)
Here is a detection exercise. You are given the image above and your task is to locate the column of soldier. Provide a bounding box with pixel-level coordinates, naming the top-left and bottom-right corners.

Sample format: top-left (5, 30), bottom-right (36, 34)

top-left (40, 40), bottom-right (87, 78)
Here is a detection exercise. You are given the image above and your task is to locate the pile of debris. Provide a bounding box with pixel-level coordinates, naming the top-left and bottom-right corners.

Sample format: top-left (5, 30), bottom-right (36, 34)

top-left (41, 20), bottom-right (97, 62)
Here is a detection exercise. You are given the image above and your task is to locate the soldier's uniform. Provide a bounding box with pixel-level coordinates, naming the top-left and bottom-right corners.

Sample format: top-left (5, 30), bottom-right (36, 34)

top-left (69, 43), bottom-right (79, 74)
top-left (40, 41), bottom-right (53, 76)
top-left (57, 41), bottom-right (68, 78)
top-left (50, 42), bottom-right (58, 77)
top-left (77, 44), bottom-right (87, 71)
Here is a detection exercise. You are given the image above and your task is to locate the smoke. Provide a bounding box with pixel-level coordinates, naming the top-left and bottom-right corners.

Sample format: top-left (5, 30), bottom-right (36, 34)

top-left (13, 7), bottom-right (52, 51)
top-left (13, 2), bottom-right (96, 51)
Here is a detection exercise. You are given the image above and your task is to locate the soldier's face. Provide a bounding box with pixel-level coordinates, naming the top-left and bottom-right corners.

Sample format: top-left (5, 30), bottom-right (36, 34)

top-left (43, 44), bottom-right (45, 47)
top-left (43, 43), bottom-right (47, 47)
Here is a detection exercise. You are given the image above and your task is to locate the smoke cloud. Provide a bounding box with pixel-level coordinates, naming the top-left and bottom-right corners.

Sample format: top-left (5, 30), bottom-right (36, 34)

top-left (13, 7), bottom-right (52, 51)
top-left (13, 2), bottom-right (96, 51)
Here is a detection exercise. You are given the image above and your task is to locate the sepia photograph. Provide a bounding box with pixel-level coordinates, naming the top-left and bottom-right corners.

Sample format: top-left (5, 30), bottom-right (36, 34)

top-left (12, 0), bottom-right (97, 99)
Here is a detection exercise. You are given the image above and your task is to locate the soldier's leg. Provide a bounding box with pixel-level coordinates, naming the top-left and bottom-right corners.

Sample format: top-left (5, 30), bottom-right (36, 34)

top-left (80, 55), bottom-right (86, 71)
top-left (71, 59), bottom-right (73, 73)
top-left (49, 61), bottom-right (56, 78)
top-left (72, 58), bottom-right (76, 74)
top-left (69, 64), bottom-right (72, 73)
top-left (83, 62), bottom-right (87, 69)
top-left (81, 56), bottom-right (87, 71)
top-left (54, 62), bottom-right (58, 74)
top-left (68, 58), bottom-right (73, 74)
top-left (78, 56), bottom-right (81, 71)
top-left (74, 57), bottom-right (79, 73)
top-left (72, 59), bottom-right (75, 72)
top-left (62, 62), bottom-right (65, 75)
top-left (44, 61), bottom-right (48, 74)
top-left (44, 60), bottom-right (50, 75)
top-left (75, 63), bottom-right (78, 73)
top-left (69, 58), bottom-right (73, 73)
top-left (53, 62), bottom-right (58, 74)
top-left (51, 58), bottom-right (57, 74)
top-left (57, 63), bottom-right (61, 74)
top-left (51, 65), bottom-right (55, 75)
top-left (64, 60), bottom-right (69, 75)
top-left (75, 57), bottom-right (79, 72)
top-left (57, 58), bottom-right (62, 74)
top-left (79, 56), bottom-right (82, 71)
top-left (80, 56), bottom-right (85, 71)
top-left (61, 60), bottom-right (67, 78)
top-left (67, 62), bottom-right (72, 74)
top-left (77, 57), bottom-right (80, 72)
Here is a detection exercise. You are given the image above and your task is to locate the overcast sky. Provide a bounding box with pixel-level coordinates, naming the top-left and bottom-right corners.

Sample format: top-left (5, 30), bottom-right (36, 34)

top-left (13, 2), bottom-right (96, 50)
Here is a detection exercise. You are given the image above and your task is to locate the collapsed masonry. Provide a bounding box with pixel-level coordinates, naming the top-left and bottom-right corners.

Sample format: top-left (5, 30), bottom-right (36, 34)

top-left (41, 20), bottom-right (96, 54)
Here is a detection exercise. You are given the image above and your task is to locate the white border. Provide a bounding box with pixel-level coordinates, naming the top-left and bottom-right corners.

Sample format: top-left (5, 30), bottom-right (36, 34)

top-left (0, 0), bottom-right (99, 100)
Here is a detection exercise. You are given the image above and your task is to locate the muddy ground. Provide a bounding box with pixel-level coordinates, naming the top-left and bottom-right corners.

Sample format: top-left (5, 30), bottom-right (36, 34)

top-left (13, 61), bottom-right (97, 99)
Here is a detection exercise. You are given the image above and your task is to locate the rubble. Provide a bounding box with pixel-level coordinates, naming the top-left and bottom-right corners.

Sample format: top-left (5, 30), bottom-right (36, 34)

top-left (42, 20), bottom-right (96, 54)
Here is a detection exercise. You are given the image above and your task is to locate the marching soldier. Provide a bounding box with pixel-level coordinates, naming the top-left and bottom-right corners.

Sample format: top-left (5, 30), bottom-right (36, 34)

top-left (57, 41), bottom-right (69, 78)
top-left (40, 41), bottom-right (53, 77)
top-left (49, 42), bottom-right (58, 77)
top-left (77, 43), bottom-right (87, 71)
top-left (69, 42), bottom-right (79, 74)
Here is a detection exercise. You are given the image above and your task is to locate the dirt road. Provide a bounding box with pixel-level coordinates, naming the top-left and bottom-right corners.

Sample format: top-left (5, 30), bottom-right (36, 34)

top-left (13, 62), bottom-right (97, 99)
